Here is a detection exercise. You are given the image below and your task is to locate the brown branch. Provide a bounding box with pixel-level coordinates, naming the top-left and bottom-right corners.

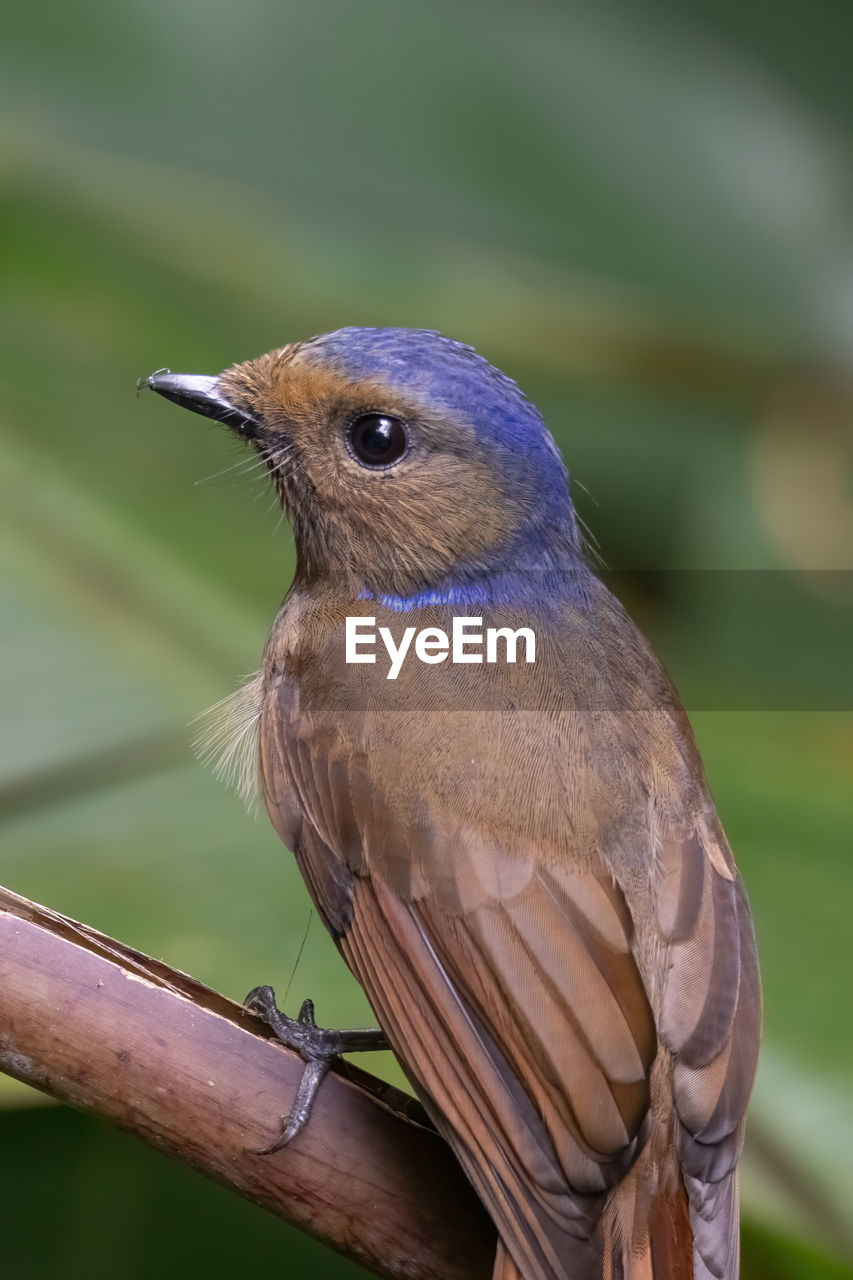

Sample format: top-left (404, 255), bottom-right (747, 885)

top-left (0, 886), bottom-right (495, 1280)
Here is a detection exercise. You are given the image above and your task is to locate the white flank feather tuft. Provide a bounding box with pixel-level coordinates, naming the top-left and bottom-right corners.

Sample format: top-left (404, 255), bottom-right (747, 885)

top-left (192, 672), bottom-right (265, 812)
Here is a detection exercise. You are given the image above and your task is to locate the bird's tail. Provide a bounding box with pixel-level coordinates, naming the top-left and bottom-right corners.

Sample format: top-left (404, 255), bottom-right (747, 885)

top-left (492, 1185), bottom-right (693, 1280)
top-left (603, 1174), bottom-right (694, 1280)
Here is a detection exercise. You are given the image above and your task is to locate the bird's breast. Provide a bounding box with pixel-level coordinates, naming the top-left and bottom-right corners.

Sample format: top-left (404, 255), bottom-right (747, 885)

top-left (255, 584), bottom-right (702, 912)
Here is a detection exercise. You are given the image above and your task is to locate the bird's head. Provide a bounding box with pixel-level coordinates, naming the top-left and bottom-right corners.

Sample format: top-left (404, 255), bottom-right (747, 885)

top-left (143, 327), bottom-right (581, 601)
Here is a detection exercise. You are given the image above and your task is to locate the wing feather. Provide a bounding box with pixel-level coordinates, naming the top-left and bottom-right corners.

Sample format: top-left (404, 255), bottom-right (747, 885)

top-left (343, 869), bottom-right (607, 1280)
top-left (656, 829), bottom-right (760, 1277)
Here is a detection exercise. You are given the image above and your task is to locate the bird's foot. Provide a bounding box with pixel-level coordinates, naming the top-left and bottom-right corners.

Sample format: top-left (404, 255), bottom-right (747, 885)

top-left (243, 984), bottom-right (390, 1154)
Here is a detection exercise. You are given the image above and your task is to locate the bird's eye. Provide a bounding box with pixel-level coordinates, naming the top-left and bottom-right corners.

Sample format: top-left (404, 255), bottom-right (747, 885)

top-left (347, 413), bottom-right (409, 469)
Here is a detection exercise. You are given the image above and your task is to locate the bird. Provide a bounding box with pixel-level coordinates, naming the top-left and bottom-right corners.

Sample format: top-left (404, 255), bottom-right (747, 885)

top-left (142, 328), bottom-right (760, 1280)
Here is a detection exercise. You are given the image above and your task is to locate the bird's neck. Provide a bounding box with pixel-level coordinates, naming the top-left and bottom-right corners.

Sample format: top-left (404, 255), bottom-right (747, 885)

top-left (289, 490), bottom-right (590, 611)
top-left (293, 528), bottom-right (592, 615)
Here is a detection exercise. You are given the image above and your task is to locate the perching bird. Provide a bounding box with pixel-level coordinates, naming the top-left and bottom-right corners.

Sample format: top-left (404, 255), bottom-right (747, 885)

top-left (143, 328), bottom-right (760, 1280)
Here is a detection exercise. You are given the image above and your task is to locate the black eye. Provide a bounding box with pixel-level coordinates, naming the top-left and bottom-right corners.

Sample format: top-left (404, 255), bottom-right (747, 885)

top-left (347, 413), bottom-right (409, 468)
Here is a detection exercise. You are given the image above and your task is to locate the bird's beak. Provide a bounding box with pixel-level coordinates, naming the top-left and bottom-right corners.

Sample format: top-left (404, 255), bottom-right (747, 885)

top-left (139, 370), bottom-right (257, 437)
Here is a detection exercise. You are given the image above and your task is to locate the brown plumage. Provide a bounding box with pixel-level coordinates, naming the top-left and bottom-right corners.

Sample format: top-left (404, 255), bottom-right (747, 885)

top-left (147, 328), bottom-right (761, 1279)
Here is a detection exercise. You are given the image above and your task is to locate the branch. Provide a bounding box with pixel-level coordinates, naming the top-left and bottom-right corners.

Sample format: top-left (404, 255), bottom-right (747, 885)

top-left (0, 886), bottom-right (495, 1280)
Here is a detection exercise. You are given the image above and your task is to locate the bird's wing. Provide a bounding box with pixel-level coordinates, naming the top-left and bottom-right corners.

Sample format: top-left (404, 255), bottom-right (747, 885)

top-left (341, 858), bottom-right (654, 1280)
top-left (654, 826), bottom-right (761, 1280)
top-left (263, 706), bottom-right (658, 1280)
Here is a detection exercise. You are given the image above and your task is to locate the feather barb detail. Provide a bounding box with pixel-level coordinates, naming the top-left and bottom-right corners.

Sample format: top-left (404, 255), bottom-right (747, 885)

top-left (192, 672), bottom-right (264, 811)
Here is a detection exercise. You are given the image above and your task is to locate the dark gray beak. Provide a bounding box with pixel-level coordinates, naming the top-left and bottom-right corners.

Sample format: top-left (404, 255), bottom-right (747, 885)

top-left (139, 370), bottom-right (257, 437)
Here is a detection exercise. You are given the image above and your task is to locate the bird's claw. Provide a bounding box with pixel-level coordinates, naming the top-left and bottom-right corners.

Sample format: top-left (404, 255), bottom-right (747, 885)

top-left (248, 1057), bottom-right (329, 1155)
top-left (243, 985), bottom-right (391, 1153)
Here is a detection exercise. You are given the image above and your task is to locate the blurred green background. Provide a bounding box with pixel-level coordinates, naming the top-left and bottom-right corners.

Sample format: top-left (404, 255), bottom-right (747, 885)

top-left (1, 1), bottom-right (851, 1276)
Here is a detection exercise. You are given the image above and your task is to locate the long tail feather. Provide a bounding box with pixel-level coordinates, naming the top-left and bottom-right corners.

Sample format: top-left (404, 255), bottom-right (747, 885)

top-left (604, 1179), bottom-right (694, 1279)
